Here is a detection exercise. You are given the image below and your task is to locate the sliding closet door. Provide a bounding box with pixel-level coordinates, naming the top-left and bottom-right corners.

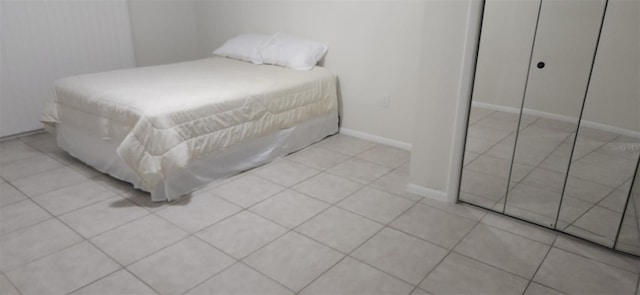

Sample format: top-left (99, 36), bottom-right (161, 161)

top-left (558, 0), bottom-right (640, 247)
top-left (503, 0), bottom-right (607, 227)
top-left (458, 0), bottom-right (540, 210)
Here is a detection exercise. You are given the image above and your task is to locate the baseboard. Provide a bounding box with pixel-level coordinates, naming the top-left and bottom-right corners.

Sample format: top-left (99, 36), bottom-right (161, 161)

top-left (472, 101), bottom-right (520, 114)
top-left (472, 102), bottom-right (640, 139)
top-left (406, 183), bottom-right (448, 202)
top-left (339, 128), bottom-right (412, 151)
top-left (0, 128), bottom-right (46, 142)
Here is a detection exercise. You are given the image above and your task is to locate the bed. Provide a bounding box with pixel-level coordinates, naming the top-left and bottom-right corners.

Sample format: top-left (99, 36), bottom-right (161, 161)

top-left (41, 57), bottom-right (339, 201)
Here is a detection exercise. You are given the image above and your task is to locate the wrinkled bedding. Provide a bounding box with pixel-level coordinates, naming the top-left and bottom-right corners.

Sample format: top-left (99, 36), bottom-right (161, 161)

top-left (42, 57), bottom-right (338, 193)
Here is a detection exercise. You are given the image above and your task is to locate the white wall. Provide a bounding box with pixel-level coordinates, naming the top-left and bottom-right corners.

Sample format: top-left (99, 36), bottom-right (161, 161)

top-left (409, 0), bottom-right (479, 200)
top-left (582, 0), bottom-right (640, 132)
top-left (0, 0), bottom-right (136, 137)
top-left (194, 0), bottom-right (424, 144)
top-left (128, 0), bottom-right (201, 66)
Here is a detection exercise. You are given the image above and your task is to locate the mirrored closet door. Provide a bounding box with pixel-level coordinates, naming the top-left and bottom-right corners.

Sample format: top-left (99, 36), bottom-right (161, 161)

top-left (459, 0), bottom-right (640, 253)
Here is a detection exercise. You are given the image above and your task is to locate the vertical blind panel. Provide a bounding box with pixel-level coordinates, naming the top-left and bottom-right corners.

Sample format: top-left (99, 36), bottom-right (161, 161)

top-left (0, 0), bottom-right (135, 137)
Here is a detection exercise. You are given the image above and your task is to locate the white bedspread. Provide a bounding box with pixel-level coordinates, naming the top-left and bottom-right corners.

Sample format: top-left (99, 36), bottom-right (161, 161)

top-left (42, 57), bottom-right (338, 193)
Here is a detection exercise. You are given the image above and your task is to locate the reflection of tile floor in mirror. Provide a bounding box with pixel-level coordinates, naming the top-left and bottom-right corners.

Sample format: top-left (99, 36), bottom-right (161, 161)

top-left (3, 132), bottom-right (640, 294)
top-left (461, 106), bottom-right (640, 247)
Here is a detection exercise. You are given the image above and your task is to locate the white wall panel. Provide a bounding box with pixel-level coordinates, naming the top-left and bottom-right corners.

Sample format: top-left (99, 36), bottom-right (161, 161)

top-left (0, 0), bottom-right (135, 137)
top-left (128, 0), bottom-right (200, 66)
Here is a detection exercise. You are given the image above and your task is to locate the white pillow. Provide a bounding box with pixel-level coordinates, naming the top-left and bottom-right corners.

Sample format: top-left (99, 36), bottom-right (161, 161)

top-left (212, 34), bottom-right (273, 64)
top-left (259, 33), bottom-right (328, 71)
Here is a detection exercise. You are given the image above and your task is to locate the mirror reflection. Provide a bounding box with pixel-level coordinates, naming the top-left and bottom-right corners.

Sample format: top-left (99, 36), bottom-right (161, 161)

top-left (460, 0), bottom-right (639, 251)
top-left (459, 0), bottom-right (540, 210)
top-left (616, 159), bottom-right (640, 255)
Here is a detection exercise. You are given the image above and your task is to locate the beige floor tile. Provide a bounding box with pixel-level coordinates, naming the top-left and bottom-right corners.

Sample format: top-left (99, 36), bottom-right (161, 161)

top-left (338, 187), bottom-right (413, 224)
top-left (128, 237), bottom-right (235, 295)
top-left (0, 153), bottom-right (62, 181)
top-left (32, 180), bottom-right (119, 216)
top-left (420, 198), bottom-right (487, 221)
top-left (467, 125), bottom-right (512, 144)
top-left (253, 159), bottom-right (320, 187)
top-left (463, 151), bottom-right (481, 166)
top-left (327, 158), bottom-right (392, 184)
top-left (480, 213), bottom-right (557, 245)
top-left (553, 235), bottom-right (639, 274)
top-left (563, 176), bottom-right (615, 204)
top-left (0, 140), bottom-right (41, 165)
top-left (390, 203), bottom-right (476, 249)
top-left (454, 224), bottom-right (550, 278)
top-left (534, 248), bottom-right (637, 295)
top-left (460, 170), bottom-right (508, 201)
top-left (244, 232), bottom-right (343, 291)
top-left (352, 228), bottom-right (448, 284)
top-left (91, 214), bottom-right (188, 265)
top-left (300, 257), bottom-right (413, 295)
top-left (0, 199), bottom-right (51, 235)
top-left (156, 193), bottom-right (241, 233)
top-left (520, 168), bottom-right (566, 193)
top-left (250, 189), bottom-right (328, 228)
top-left (411, 288), bottom-right (433, 295)
top-left (523, 283), bottom-right (566, 295)
top-left (186, 263), bottom-right (293, 295)
top-left (6, 242), bottom-right (119, 295)
top-left (288, 146), bottom-right (350, 171)
top-left (570, 151), bottom-right (636, 188)
top-left (599, 189), bottom-right (630, 213)
top-left (0, 273), bottom-right (20, 295)
top-left (60, 197), bottom-right (149, 238)
top-left (357, 145), bottom-right (410, 168)
top-left (197, 211), bottom-right (287, 259)
top-left (468, 107), bottom-right (495, 124)
top-left (213, 174), bottom-right (285, 208)
top-left (91, 175), bottom-right (136, 195)
top-left (0, 182), bottom-right (26, 207)
top-left (466, 154), bottom-right (534, 181)
top-left (571, 205), bottom-right (622, 242)
top-left (11, 166), bottom-right (88, 197)
top-left (296, 207), bottom-right (383, 253)
top-left (292, 173), bottom-right (363, 204)
top-left (317, 134), bottom-right (376, 156)
top-left (71, 269), bottom-right (157, 295)
top-left (465, 136), bottom-right (498, 154)
top-left (420, 253), bottom-right (529, 295)
top-left (370, 170), bottom-right (423, 201)
top-left (459, 192), bottom-right (500, 210)
top-left (0, 219), bottom-right (82, 272)
top-left (19, 132), bottom-right (58, 151)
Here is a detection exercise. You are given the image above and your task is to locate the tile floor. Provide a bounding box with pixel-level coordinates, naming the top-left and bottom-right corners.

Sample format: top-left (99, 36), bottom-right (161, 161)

top-left (1, 132), bottom-right (639, 295)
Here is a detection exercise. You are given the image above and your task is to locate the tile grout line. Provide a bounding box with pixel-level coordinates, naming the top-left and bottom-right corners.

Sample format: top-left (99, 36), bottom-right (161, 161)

top-left (408, 216), bottom-right (485, 295)
top-left (521, 235), bottom-right (559, 295)
top-left (2, 189), bottom-right (162, 295)
top-left (5, 133), bottom-right (637, 294)
top-left (293, 198), bottom-right (424, 294)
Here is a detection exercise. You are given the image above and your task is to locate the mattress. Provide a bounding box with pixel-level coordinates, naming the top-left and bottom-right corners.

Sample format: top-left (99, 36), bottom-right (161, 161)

top-left (42, 57), bottom-right (338, 200)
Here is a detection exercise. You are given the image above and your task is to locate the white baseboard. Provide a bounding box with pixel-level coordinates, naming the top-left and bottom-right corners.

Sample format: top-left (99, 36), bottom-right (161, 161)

top-left (339, 128), bottom-right (412, 151)
top-left (472, 101), bottom-right (520, 114)
top-left (0, 128), bottom-right (46, 142)
top-left (406, 183), bottom-right (448, 202)
top-left (471, 102), bottom-right (640, 139)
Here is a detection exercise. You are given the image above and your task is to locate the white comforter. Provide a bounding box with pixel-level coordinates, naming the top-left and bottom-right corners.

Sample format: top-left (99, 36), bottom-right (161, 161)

top-left (42, 57), bottom-right (338, 192)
